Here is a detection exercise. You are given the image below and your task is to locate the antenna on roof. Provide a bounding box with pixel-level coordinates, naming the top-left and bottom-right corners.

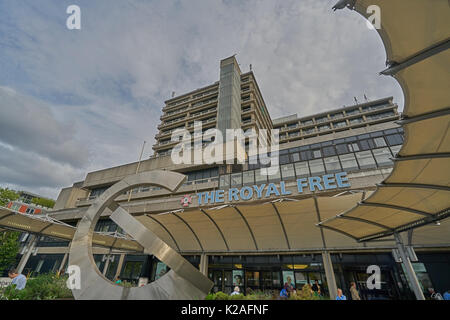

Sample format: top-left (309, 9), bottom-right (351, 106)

top-left (364, 94), bottom-right (369, 102)
top-left (250, 64), bottom-right (252, 71)
top-left (171, 91), bottom-right (176, 98)
top-left (354, 97), bottom-right (359, 105)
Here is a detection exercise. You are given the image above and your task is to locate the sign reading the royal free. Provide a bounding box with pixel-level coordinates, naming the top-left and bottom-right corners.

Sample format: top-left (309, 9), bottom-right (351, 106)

top-left (196, 171), bottom-right (350, 206)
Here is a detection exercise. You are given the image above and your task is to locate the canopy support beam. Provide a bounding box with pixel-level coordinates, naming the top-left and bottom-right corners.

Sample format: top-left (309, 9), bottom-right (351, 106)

top-left (394, 233), bottom-right (425, 300)
top-left (200, 209), bottom-right (230, 251)
top-left (380, 39), bottom-right (450, 76)
top-left (233, 206), bottom-right (259, 251)
top-left (337, 215), bottom-right (393, 231)
top-left (359, 202), bottom-right (434, 218)
top-left (270, 203), bottom-right (291, 250)
top-left (393, 153), bottom-right (450, 161)
top-left (145, 214), bottom-right (181, 251)
top-left (377, 183), bottom-right (450, 192)
top-left (171, 212), bottom-right (204, 252)
top-left (396, 107), bottom-right (450, 125)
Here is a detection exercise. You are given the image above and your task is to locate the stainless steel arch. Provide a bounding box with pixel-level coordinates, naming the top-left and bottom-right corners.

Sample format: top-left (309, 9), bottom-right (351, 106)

top-left (68, 170), bottom-right (213, 300)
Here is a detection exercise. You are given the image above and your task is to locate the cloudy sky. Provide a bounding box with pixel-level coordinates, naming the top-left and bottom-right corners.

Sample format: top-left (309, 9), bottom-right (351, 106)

top-left (0, 0), bottom-right (403, 199)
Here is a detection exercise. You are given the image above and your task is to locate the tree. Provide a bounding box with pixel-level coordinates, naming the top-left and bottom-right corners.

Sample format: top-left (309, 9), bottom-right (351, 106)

top-left (31, 197), bottom-right (55, 208)
top-left (0, 187), bottom-right (19, 207)
top-left (0, 231), bottom-right (20, 274)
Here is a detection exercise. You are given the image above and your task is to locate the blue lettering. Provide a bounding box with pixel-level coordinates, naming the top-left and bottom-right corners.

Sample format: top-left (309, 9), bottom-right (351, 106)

top-left (229, 188), bottom-right (239, 201)
top-left (265, 183), bottom-right (280, 197)
top-left (196, 192), bottom-right (203, 205)
top-left (309, 177), bottom-right (324, 192)
top-left (323, 174), bottom-right (337, 190)
top-left (336, 172), bottom-right (350, 188)
top-left (297, 178), bottom-right (308, 193)
top-left (280, 181), bottom-right (292, 195)
top-left (215, 190), bottom-right (225, 203)
top-left (204, 191), bottom-right (215, 204)
top-left (240, 186), bottom-right (253, 200)
top-left (253, 184), bottom-right (266, 198)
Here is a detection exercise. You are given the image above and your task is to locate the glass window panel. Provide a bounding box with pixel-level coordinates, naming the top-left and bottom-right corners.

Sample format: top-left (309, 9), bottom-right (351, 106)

top-left (268, 166), bottom-right (281, 182)
top-left (294, 161), bottom-right (310, 177)
top-left (242, 170), bottom-right (255, 185)
top-left (324, 156), bottom-right (341, 173)
top-left (355, 151), bottom-right (377, 169)
top-left (373, 147), bottom-right (393, 166)
top-left (339, 153), bottom-right (359, 171)
top-left (390, 145), bottom-right (402, 156)
top-left (255, 169), bottom-right (268, 183)
top-left (359, 139), bottom-right (374, 151)
top-left (219, 175), bottom-right (230, 188)
top-left (323, 146), bottom-right (336, 157)
top-left (230, 173), bottom-right (242, 187)
top-left (312, 149), bottom-right (322, 159)
top-left (280, 164), bottom-right (296, 180)
top-left (300, 150), bottom-right (312, 161)
top-left (348, 143), bottom-right (360, 152)
top-left (291, 152), bottom-right (300, 162)
top-left (309, 159), bottom-right (325, 175)
top-left (336, 144), bottom-right (348, 155)
top-left (280, 154), bottom-right (290, 165)
top-left (386, 134), bottom-right (403, 146)
top-left (373, 137), bottom-right (387, 147)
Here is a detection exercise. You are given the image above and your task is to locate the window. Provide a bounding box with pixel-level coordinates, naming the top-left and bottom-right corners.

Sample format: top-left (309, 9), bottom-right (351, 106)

top-left (359, 139), bottom-right (375, 151)
top-left (334, 121), bottom-right (346, 128)
top-left (312, 149), bottom-right (322, 159)
top-left (255, 169), bottom-right (268, 183)
top-left (349, 117), bottom-right (363, 125)
top-left (281, 164), bottom-right (296, 180)
top-left (390, 145), bottom-right (402, 156)
top-left (373, 137), bottom-right (387, 147)
top-left (355, 151), bottom-right (377, 169)
top-left (268, 167), bottom-right (281, 182)
top-left (294, 162), bottom-right (310, 177)
top-left (324, 156), bottom-right (342, 173)
top-left (386, 134), bottom-right (403, 146)
top-left (230, 173), bottom-right (242, 187)
top-left (373, 147), bottom-right (393, 166)
top-left (309, 159), bottom-right (325, 175)
top-left (323, 146), bottom-right (336, 157)
top-left (291, 152), bottom-right (300, 162)
top-left (243, 171), bottom-right (255, 185)
top-left (339, 153), bottom-right (359, 171)
top-left (336, 144), bottom-right (348, 155)
top-left (300, 150), bottom-right (312, 161)
top-left (348, 143), bottom-right (360, 152)
top-left (280, 154), bottom-right (290, 165)
top-left (219, 175), bottom-right (230, 188)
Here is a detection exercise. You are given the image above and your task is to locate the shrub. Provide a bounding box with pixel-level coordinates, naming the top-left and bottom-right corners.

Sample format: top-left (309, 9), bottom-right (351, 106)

top-left (0, 273), bottom-right (73, 300)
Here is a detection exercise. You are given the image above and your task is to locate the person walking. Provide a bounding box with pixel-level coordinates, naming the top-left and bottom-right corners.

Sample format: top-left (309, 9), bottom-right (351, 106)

top-left (312, 280), bottom-right (322, 297)
top-left (336, 288), bottom-right (347, 300)
top-left (8, 268), bottom-right (27, 290)
top-left (350, 282), bottom-right (361, 300)
top-left (230, 286), bottom-right (241, 296)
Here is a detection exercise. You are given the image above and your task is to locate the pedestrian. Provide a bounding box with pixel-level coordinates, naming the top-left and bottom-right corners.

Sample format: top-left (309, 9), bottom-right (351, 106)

top-left (443, 290), bottom-right (450, 300)
top-left (280, 286), bottom-right (289, 299)
top-left (336, 288), bottom-right (347, 300)
top-left (350, 281), bottom-right (361, 300)
top-left (230, 286), bottom-right (241, 296)
top-left (311, 280), bottom-right (322, 296)
top-left (8, 268), bottom-right (27, 290)
top-left (115, 276), bottom-right (122, 284)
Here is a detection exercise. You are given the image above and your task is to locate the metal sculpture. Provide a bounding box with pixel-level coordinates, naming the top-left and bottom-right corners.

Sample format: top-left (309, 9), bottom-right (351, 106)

top-left (68, 170), bottom-right (213, 300)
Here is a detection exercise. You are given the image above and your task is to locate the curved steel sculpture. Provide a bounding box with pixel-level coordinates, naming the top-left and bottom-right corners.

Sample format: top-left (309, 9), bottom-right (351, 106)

top-left (68, 170), bottom-right (213, 300)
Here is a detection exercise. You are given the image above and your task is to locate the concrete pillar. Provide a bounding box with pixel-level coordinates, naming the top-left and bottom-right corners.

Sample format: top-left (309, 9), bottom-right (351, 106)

top-left (322, 251), bottom-right (337, 299)
top-left (114, 253), bottom-right (126, 280)
top-left (58, 252), bottom-right (69, 274)
top-left (199, 254), bottom-right (208, 276)
top-left (394, 233), bottom-right (425, 300)
top-left (17, 235), bottom-right (37, 274)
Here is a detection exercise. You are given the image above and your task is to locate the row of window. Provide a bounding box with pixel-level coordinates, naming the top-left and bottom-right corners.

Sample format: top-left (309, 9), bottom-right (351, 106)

top-left (220, 145), bottom-right (401, 188)
top-left (248, 128), bottom-right (404, 169)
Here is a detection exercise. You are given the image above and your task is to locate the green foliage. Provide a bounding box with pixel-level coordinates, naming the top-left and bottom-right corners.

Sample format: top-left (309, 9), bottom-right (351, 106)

top-left (289, 284), bottom-right (321, 300)
top-left (0, 231), bottom-right (20, 274)
top-left (0, 188), bottom-right (19, 206)
top-left (31, 197), bottom-right (55, 209)
top-left (0, 273), bottom-right (73, 300)
top-left (205, 290), bottom-right (277, 300)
